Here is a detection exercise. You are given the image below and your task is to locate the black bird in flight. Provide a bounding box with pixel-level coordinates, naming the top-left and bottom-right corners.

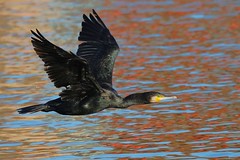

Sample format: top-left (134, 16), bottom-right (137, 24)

top-left (17, 9), bottom-right (177, 115)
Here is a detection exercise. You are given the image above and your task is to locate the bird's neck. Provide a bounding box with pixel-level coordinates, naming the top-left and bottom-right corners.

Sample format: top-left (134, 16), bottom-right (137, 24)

top-left (122, 93), bottom-right (149, 108)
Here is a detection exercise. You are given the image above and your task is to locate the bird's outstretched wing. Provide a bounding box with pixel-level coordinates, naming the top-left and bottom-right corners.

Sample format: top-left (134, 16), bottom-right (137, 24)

top-left (77, 9), bottom-right (120, 86)
top-left (31, 29), bottom-right (102, 102)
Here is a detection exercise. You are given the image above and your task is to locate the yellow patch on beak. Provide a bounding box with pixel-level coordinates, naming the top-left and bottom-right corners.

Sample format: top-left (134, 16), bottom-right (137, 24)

top-left (150, 95), bottom-right (177, 103)
top-left (150, 95), bottom-right (164, 103)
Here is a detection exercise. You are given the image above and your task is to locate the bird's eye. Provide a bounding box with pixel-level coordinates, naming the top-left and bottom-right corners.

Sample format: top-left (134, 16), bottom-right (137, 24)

top-left (157, 95), bottom-right (164, 98)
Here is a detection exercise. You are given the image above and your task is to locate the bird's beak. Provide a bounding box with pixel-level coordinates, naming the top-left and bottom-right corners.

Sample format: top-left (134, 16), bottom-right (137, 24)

top-left (150, 95), bottom-right (177, 103)
top-left (159, 96), bottom-right (177, 102)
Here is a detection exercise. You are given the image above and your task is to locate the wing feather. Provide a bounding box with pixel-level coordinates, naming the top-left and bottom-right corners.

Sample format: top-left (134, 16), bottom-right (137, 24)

top-left (31, 29), bottom-right (102, 102)
top-left (77, 9), bottom-right (120, 85)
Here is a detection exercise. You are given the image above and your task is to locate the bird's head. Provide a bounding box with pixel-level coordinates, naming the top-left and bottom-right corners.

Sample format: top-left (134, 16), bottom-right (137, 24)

top-left (144, 91), bottom-right (177, 103)
top-left (122, 91), bottom-right (177, 108)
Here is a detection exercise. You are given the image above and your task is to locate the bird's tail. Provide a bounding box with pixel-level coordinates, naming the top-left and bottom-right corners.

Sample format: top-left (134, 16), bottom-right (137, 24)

top-left (17, 104), bottom-right (48, 114)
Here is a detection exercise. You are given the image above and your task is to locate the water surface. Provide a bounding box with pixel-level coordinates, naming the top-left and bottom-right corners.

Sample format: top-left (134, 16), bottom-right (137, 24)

top-left (1, 0), bottom-right (240, 159)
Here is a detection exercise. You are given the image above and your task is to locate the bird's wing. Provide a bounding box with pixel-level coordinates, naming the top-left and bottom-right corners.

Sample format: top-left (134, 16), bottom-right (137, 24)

top-left (77, 9), bottom-right (120, 86)
top-left (31, 29), bottom-right (102, 102)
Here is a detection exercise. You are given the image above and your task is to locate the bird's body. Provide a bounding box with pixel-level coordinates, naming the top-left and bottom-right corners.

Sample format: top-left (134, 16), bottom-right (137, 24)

top-left (36, 89), bottom-right (120, 115)
top-left (17, 9), bottom-right (177, 115)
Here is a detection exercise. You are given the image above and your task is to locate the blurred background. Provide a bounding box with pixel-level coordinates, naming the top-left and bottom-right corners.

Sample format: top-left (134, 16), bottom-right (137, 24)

top-left (0, 0), bottom-right (239, 159)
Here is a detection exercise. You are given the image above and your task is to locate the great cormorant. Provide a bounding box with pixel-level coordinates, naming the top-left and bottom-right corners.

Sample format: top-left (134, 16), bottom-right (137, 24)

top-left (17, 9), bottom-right (177, 115)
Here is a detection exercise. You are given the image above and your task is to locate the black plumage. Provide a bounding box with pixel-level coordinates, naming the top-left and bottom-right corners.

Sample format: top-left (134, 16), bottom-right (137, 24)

top-left (17, 9), bottom-right (176, 115)
top-left (77, 9), bottom-right (119, 86)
